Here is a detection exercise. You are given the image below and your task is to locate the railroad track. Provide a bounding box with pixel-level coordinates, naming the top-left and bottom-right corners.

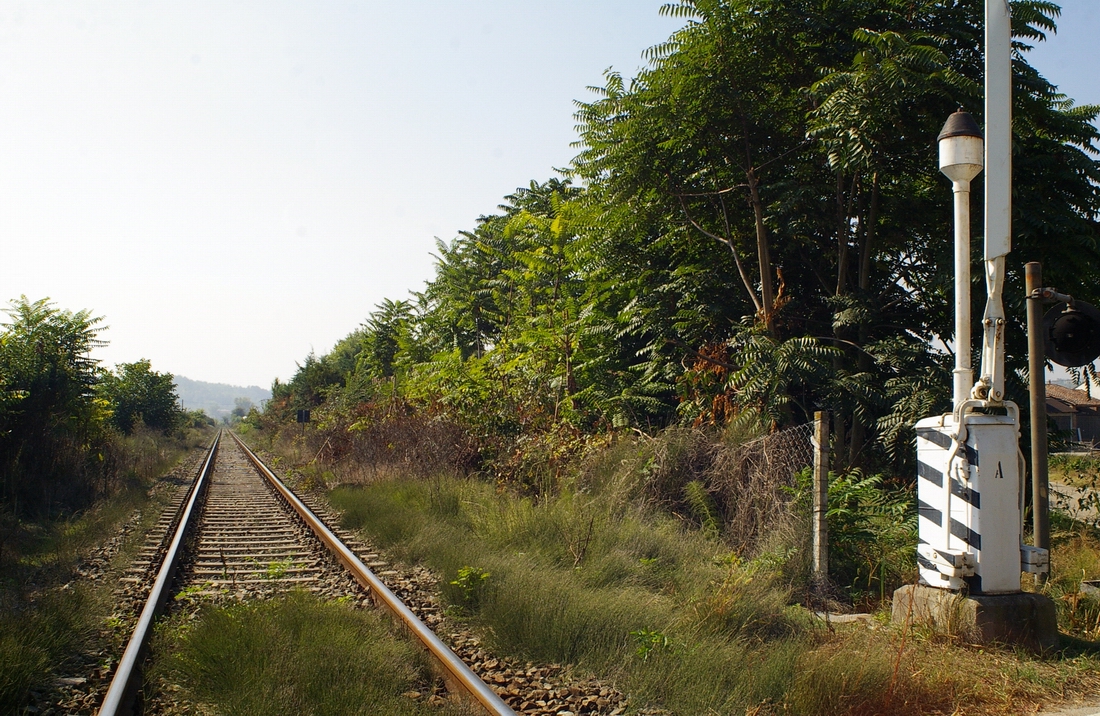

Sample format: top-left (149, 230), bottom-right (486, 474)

top-left (97, 430), bottom-right (514, 716)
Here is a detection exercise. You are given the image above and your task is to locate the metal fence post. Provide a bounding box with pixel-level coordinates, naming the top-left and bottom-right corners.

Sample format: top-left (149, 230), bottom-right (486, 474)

top-left (813, 411), bottom-right (830, 581)
top-left (1025, 262), bottom-right (1050, 583)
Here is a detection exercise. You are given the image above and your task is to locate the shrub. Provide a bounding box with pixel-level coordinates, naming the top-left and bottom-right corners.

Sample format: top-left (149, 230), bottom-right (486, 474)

top-left (815, 469), bottom-right (917, 607)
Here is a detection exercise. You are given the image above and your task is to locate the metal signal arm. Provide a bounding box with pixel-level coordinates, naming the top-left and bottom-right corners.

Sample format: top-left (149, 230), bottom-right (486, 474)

top-left (974, 255), bottom-right (1007, 404)
top-left (972, 0), bottom-right (1013, 407)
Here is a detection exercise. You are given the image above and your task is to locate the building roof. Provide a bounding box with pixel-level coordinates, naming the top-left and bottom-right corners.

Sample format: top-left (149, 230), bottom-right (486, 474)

top-left (1047, 395), bottom-right (1076, 414)
top-left (1047, 383), bottom-right (1100, 408)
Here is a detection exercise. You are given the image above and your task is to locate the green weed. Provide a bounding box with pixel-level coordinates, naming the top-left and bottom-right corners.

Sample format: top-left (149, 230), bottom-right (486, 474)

top-left (175, 582), bottom-right (214, 603)
top-left (448, 566), bottom-right (490, 611)
top-left (147, 590), bottom-right (449, 716)
top-left (630, 628), bottom-right (670, 660)
top-left (262, 558), bottom-right (295, 581)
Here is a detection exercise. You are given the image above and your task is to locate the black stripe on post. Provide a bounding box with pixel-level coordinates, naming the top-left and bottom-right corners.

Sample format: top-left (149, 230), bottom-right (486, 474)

top-left (917, 460), bottom-right (944, 487)
top-left (950, 518), bottom-right (982, 551)
top-left (918, 500), bottom-right (943, 527)
top-left (950, 479), bottom-right (980, 508)
top-left (918, 428), bottom-right (953, 449)
top-left (965, 443), bottom-right (979, 467)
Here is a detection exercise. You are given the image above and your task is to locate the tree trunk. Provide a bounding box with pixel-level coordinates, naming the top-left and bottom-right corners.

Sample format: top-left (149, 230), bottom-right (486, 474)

top-left (835, 173), bottom-right (849, 296)
top-left (848, 173), bottom-right (880, 468)
top-left (747, 167), bottom-right (778, 339)
top-left (858, 173), bottom-right (879, 293)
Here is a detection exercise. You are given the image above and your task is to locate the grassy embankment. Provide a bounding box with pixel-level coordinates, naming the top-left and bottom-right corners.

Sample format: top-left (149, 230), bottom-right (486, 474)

top-left (1044, 453), bottom-right (1100, 640)
top-left (0, 427), bottom-right (211, 713)
top-left (250, 426), bottom-right (1100, 716)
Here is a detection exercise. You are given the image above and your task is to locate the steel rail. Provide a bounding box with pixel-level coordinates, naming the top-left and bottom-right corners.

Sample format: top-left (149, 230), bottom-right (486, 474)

top-left (97, 431), bottom-right (221, 716)
top-left (229, 432), bottom-right (515, 716)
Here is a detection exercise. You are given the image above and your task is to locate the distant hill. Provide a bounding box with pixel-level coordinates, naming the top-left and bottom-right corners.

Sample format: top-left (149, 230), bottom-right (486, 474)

top-left (174, 376), bottom-right (271, 420)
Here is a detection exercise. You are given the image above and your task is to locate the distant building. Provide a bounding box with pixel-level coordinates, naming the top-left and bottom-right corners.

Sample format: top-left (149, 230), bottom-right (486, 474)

top-left (1046, 383), bottom-right (1100, 445)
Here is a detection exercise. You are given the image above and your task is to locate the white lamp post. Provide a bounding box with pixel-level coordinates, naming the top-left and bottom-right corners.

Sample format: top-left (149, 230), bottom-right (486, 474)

top-left (910, 110), bottom-right (1022, 596)
top-left (938, 111), bottom-right (984, 410)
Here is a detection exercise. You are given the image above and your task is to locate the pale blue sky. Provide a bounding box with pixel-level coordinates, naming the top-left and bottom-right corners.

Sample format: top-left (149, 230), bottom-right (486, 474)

top-left (0, 2), bottom-right (1095, 388)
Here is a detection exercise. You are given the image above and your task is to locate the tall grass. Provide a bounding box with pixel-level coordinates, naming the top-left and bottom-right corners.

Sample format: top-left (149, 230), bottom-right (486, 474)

top-left (1036, 511), bottom-right (1100, 640)
top-left (148, 591), bottom-right (459, 716)
top-left (0, 427), bottom-right (211, 712)
top-left (237, 417), bottom-right (1100, 714)
top-left (318, 427), bottom-right (1100, 714)
top-left (0, 586), bottom-right (95, 713)
top-left (328, 452), bottom-right (911, 714)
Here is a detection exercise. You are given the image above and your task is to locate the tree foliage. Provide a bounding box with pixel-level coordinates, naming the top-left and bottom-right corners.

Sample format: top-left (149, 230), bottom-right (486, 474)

top-left (263, 0), bottom-right (1100, 479)
top-left (0, 298), bottom-right (107, 512)
top-left (0, 297), bottom-right (185, 515)
top-left (99, 359), bottom-right (183, 434)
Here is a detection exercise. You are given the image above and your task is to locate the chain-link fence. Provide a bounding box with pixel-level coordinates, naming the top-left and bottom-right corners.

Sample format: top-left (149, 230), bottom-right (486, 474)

top-left (708, 421), bottom-right (817, 552)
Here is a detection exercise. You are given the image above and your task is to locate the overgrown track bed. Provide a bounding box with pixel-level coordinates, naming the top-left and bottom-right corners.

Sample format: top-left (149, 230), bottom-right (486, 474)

top-left (174, 444), bottom-right (358, 600)
top-left (98, 432), bottom-right (513, 716)
top-left (287, 490), bottom-right (631, 716)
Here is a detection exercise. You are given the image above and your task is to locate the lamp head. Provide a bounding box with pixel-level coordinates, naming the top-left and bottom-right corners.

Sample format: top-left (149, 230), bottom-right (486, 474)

top-left (938, 110), bottom-right (984, 183)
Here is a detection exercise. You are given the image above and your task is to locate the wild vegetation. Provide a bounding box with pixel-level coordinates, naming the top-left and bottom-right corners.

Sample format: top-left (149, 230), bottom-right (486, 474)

top-left (0, 296), bottom-right (199, 521)
top-left (148, 591), bottom-right (461, 716)
top-left (0, 295), bottom-right (213, 712)
top-left (243, 427), bottom-right (1100, 714)
top-left (0, 427), bottom-right (211, 713)
top-left (244, 1), bottom-right (1100, 711)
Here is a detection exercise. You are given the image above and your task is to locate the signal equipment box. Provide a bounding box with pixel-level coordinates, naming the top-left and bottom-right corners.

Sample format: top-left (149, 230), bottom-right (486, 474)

top-left (915, 413), bottom-right (1024, 594)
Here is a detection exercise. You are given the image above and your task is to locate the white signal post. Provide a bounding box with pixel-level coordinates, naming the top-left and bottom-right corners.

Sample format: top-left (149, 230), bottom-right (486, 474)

top-left (938, 111), bottom-right (983, 409)
top-left (912, 0), bottom-right (1048, 596)
top-left (896, 2), bottom-right (1056, 648)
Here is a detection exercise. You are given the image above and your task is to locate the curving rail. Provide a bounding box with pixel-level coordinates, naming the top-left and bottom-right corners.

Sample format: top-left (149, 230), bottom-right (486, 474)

top-left (97, 431), bottom-right (515, 716)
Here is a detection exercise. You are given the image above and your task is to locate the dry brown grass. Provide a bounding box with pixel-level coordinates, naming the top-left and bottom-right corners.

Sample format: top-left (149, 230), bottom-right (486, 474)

top-left (794, 621), bottom-right (1100, 716)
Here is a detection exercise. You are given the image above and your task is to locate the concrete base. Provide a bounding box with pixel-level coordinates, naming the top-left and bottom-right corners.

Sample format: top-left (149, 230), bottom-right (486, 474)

top-left (892, 584), bottom-right (1059, 652)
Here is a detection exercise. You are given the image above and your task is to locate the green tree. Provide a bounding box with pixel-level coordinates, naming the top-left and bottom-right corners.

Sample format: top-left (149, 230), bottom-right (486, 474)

top-left (264, 0), bottom-right (1100, 480)
top-left (231, 397), bottom-right (255, 419)
top-left (0, 297), bottom-right (106, 513)
top-left (357, 299), bottom-right (416, 379)
top-left (572, 0), bottom-right (1100, 468)
top-left (99, 359), bottom-right (183, 434)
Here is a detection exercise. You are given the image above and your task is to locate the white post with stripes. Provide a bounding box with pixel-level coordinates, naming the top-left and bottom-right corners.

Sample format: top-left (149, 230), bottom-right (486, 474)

top-left (916, 412), bottom-right (1022, 593)
top-left (914, 1), bottom-right (1035, 595)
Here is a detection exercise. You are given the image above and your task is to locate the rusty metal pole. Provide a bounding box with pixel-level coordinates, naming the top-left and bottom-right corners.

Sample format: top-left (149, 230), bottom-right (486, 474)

top-left (1026, 262), bottom-right (1050, 582)
top-left (812, 411), bottom-right (830, 582)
